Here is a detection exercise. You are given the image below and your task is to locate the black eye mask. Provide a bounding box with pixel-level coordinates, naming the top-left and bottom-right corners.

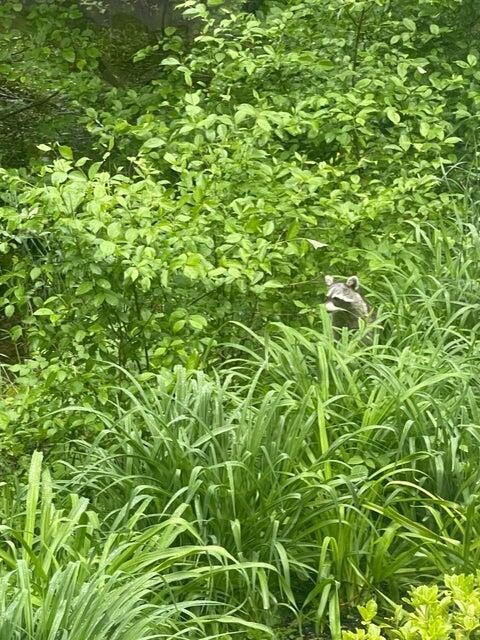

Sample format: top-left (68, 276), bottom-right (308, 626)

top-left (329, 297), bottom-right (350, 310)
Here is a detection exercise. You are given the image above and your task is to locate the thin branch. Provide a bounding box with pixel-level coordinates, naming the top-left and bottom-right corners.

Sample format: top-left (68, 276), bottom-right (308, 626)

top-left (351, 4), bottom-right (368, 81)
top-left (0, 89), bottom-right (62, 121)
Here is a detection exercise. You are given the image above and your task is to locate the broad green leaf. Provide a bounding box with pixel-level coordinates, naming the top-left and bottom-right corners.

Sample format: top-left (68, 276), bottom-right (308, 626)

top-left (256, 116), bottom-right (271, 132)
top-left (58, 145), bottom-right (73, 160)
top-left (399, 134), bottom-right (411, 151)
top-left (88, 162), bottom-right (103, 180)
top-left (107, 221), bottom-right (122, 239)
top-left (189, 315), bottom-right (207, 330)
top-left (419, 121), bottom-right (430, 137)
top-left (164, 152), bottom-right (177, 164)
top-left (386, 107), bottom-right (400, 125)
top-left (33, 307), bottom-right (54, 316)
top-left (77, 282), bottom-right (93, 295)
top-left (143, 137), bottom-right (166, 149)
top-left (125, 228), bottom-right (139, 243)
top-left (51, 172), bottom-right (68, 186)
top-left (172, 319), bottom-right (186, 333)
top-left (98, 240), bottom-right (116, 257)
top-left (468, 54), bottom-right (477, 66)
top-left (402, 17), bottom-right (416, 31)
top-left (235, 106), bottom-right (256, 125)
top-left (4, 304), bottom-right (15, 318)
top-left (62, 48), bottom-right (76, 63)
top-left (161, 57), bottom-right (180, 66)
top-left (263, 221), bottom-right (274, 236)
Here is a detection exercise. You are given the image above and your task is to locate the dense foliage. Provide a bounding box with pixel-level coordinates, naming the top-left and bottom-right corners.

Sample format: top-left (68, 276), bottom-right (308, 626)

top-left (1, 0), bottom-right (480, 637)
top-left (344, 575), bottom-right (480, 639)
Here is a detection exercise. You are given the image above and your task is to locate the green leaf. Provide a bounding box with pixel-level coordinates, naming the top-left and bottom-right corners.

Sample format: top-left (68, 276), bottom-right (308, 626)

top-left (468, 54), bottom-right (477, 67)
top-left (77, 282), bottom-right (93, 295)
top-left (5, 304), bottom-right (15, 318)
top-left (172, 319), bottom-right (186, 333)
top-left (58, 145), bottom-right (73, 160)
top-left (386, 107), bottom-right (400, 125)
top-left (33, 307), bottom-right (54, 316)
top-left (189, 315), bottom-right (207, 330)
top-left (10, 325), bottom-right (22, 341)
top-left (256, 116), bottom-right (271, 132)
top-left (161, 57), bottom-right (180, 66)
top-left (399, 134), bottom-right (411, 151)
top-left (419, 121), bottom-right (430, 138)
top-left (357, 600), bottom-right (377, 623)
top-left (263, 221), bottom-right (274, 236)
top-left (88, 162), bottom-right (103, 180)
top-left (307, 239), bottom-right (328, 249)
top-left (286, 222), bottom-right (300, 240)
top-left (98, 240), bottom-right (116, 257)
top-left (62, 48), bottom-right (76, 63)
top-left (164, 152), bottom-right (177, 164)
top-left (51, 172), bottom-right (68, 186)
top-left (234, 104), bottom-right (256, 125)
top-left (125, 228), bottom-right (139, 243)
top-left (444, 136), bottom-right (462, 144)
top-left (127, 267), bottom-right (139, 282)
top-left (143, 137), bottom-right (166, 149)
top-left (402, 17), bottom-right (416, 31)
top-left (107, 222), bottom-right (122, 239)
top-left (29, 267), bottom-right (42, 280)
top-left (36, 144), bottom-right (52, 152)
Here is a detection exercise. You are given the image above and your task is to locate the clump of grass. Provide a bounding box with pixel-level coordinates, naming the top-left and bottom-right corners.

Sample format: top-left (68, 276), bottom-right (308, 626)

top-left (62, 314), bottom-right (480, 636)
top-left (0, 451), bottom-right (272, 639)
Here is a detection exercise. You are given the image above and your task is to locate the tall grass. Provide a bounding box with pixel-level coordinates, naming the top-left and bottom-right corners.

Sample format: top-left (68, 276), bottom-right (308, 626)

top-left (0, 451), bottom-right (272, 639)
top-left (54, 211), bottom-right (480, 636)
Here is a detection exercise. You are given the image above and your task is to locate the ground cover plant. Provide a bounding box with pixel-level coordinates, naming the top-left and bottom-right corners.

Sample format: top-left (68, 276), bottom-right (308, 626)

top-left (343, 574), bottom-right (480, 639)
top-left (1, 0), bottom-right (480, 637)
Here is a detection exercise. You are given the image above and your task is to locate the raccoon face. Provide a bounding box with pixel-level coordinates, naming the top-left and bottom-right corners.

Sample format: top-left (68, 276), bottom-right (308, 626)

top-left (324, 275), bottom-right (370, 330)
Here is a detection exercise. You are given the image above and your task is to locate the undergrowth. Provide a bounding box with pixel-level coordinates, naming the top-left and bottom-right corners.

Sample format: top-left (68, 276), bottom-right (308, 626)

top-left (1, 201), bottom-right (480, 637)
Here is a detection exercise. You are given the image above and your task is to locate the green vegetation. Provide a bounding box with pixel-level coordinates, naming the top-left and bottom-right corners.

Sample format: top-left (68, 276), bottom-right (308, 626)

top-left (344, 575), bottom-right (480, 639)
top-left (1, 0), bottom-right (480, 637)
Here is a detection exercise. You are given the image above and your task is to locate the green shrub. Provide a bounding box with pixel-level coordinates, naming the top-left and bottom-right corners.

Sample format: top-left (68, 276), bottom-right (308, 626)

top-left (1, 0), bottom-right (479, 374)
top-left (343, 574), bottom-right (480, 639)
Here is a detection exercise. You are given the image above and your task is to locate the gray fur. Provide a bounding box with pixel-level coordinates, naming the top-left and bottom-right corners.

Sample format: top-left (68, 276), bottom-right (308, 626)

top-left (324, 275), bottom-right (373, 332)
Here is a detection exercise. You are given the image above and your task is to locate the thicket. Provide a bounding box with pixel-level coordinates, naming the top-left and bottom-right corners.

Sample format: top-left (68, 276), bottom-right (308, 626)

top-left (1, 0), bottom-right (480, 637)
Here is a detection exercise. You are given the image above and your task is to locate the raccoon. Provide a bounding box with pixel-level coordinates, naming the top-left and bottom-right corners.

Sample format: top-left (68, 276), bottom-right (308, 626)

top-left (324, 275), bottom-right (374, 332)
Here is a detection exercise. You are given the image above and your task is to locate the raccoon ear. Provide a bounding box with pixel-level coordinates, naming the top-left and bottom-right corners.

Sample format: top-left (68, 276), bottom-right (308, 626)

top-left (324, 275), bottom-right (335, 286)
top-left (346, 276), bottom-right (360, 290)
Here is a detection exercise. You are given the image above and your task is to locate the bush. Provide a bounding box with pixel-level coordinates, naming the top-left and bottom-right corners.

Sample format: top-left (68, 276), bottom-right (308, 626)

top-left (343, 574), bottom-right (480, 639)
top-left (1, 0), bottom-right (480, 374)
